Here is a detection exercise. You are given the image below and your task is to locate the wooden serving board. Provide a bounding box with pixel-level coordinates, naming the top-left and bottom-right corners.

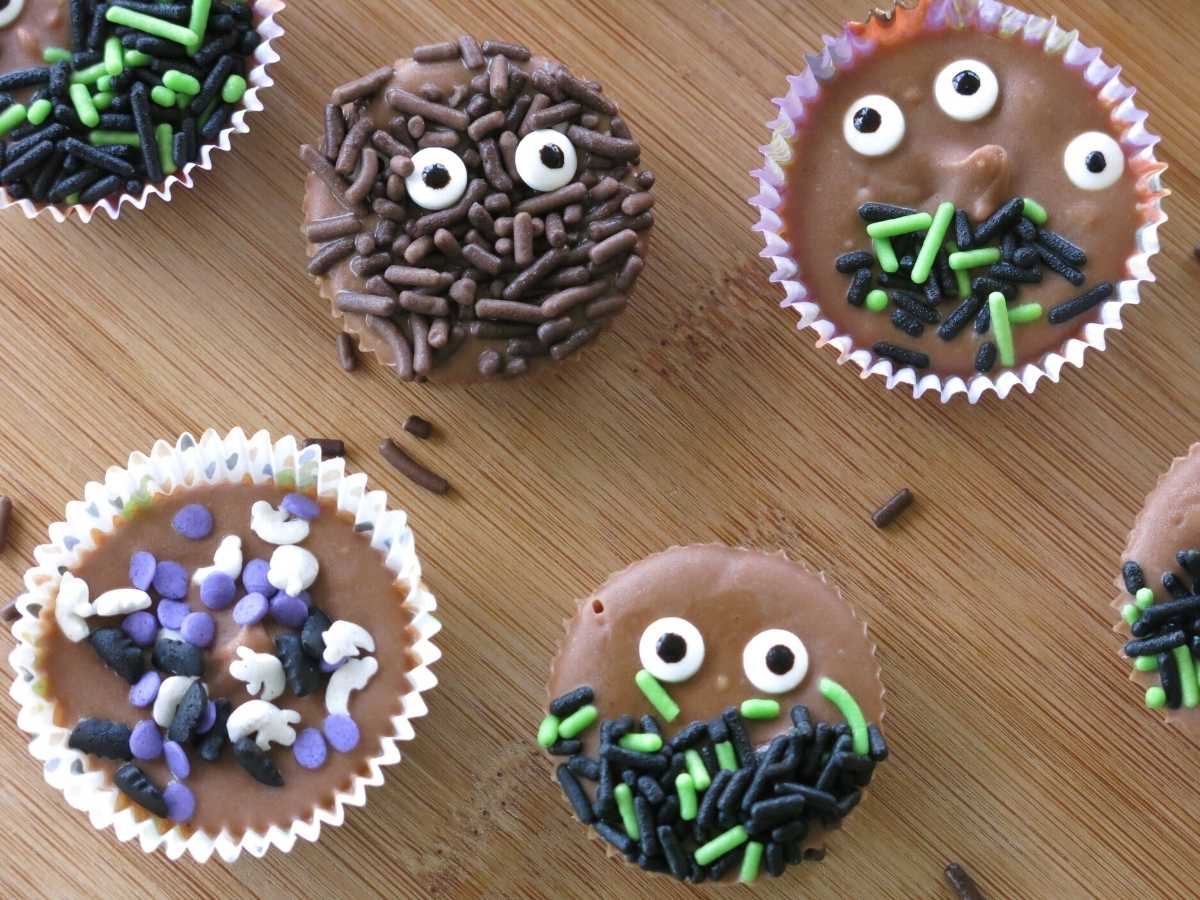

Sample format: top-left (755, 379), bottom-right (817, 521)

top-left (0, 1), bottom-right (1197, 897)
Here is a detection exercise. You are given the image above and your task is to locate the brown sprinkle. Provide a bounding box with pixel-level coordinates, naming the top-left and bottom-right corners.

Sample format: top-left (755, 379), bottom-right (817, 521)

top-left (307, 237), bottom-right (356, 276)
top-left (334, 117), bottom-right (373, 176)
top-left (457, 34), bottom-right (485, 70)
top-left (386, 88), bottom-right (470, 131)
top-left (366, 315), bottom-right (415, 381)
top-left (336, 290), bottom-right (396, 317)
top-left (481, 39), bottom-right (531, 60)
top-left (871, 489), bottom-right (914, 528)
top-left (379, 438), bottom-right (449, 495)
top-left (0, 495), bottom-right (12, 553)
top-left (403, 416), bottom-right (433, 439)
top-left (322, 104), bottom-right (345, 161)
top-left (299, 144), bottom-right (364, 215)
top-left (549, 324), bottom-right (600, 361)
top-left (336, 332), bottom-right (358, 372)
top-left (331, 66), bottom-right (394, 106)
top-left (413, 41), bottom-right (459, 63)
top-left (304, 437), bottom-right (346, 457)
top-left (944, 863), bottom-right (985, 900)
top-left (304, 212), bottom-right (361, 243)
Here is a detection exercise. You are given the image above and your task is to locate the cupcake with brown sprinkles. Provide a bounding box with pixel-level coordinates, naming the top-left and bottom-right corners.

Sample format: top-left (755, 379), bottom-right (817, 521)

top-left (301, 36), bottom-right (653, 383)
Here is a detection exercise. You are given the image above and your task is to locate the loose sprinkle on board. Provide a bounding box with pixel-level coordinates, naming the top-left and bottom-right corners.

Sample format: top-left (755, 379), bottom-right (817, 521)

top-left (944, 862), bottom-right (986, 899)
top-left (871, 488), bottom-right (914, 528)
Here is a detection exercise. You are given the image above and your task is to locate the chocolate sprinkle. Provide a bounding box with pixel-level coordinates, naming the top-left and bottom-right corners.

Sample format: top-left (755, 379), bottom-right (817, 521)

top-left (379, 437), bottom-right (449, 495)
top-left (871, 488), bottom-right (914, 529)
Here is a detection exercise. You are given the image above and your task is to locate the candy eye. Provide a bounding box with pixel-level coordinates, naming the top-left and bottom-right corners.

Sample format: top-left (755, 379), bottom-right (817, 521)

top-left (1063, 131), bottom-right (1125, 191)
top-left (405, 147), bottom-right (468, 210)
top-left (638, 617), bottom-right (705, 683)
top-left (842, 94), bottom-right (905, 157)
top-left (514, 129), bottom-right (578, 192)
top-left (934, 59), bottom-right (999, 122)
top-left (0, 0), bottom-right (24, 28)
top-left (742, 629), bottom-right (808, 694)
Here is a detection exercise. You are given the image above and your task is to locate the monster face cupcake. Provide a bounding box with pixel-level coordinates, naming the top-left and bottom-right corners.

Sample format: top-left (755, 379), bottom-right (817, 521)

top-left (752, 0), bottom-right (1165, 400)
top-left (301, 35), bottom-right (653, 383)
top-left (539, 546), bottom-right (887, 883)
top-left (7, 430), bottom-right (440, 860)
top-left (1115, 444), bottom-right (1200, 729)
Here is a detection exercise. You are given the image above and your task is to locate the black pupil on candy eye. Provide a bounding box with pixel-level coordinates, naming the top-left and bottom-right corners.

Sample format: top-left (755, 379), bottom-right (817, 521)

top-left (853, 107), bottom-right (881, 134)
top-left (1085, 150), bottom-right (1107, 174)
top-left (657, 633), bottom-right (687, 664)
top-left (423, 163), bottom-right (450, 189)
top-left (540, 143), bottom-right (565, 169)
top-left (765, 644), bottom-right (794, 675)
top-left (952, 70), bottom-right (981, 95)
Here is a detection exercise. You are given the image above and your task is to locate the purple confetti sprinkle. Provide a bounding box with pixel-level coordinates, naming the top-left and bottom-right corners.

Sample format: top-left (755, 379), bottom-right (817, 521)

top-left (196, 700), bottom-right (217, 734)
top-left (129, 719), bottom-right (163, 760)
top-left (270, 592), bottom-right (309, 628)
top-left (232, 592), bottom-right (268, 626)
top-left (240, 558), bottom-right (276, 598)
top-left (152, 561), bottom-right (189, 600)
top-left (163, 782), bottom-right (196, 823)
top-left (281, 492), bottom-right (321, 521)
top-left (200, 571), bottom-right (236, 610)
top-left (323, 714), bottom-right (359, 753)
top-left (128, 551), bottom-right (157, 591)
top-left (320, 657), bottom-right (345, 673)
top-left (163, 741), bottom-right (191, 780)
top-left (121, 610), bottom-right (158, 647)
top-left (180, 611), bottom-right (215, 647)
top-left (156, 598), bottom-right (189, 630)
top-left (128, 670), bottom-right (161, 708)
top-left (171, 503), bottom-right (213, 540)
top-left (292, 727), bottom-right (328, 770)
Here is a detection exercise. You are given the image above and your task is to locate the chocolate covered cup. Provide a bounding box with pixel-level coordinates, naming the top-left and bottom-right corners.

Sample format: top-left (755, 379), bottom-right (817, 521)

top-left (751, 0), bottom-right (1166, 401)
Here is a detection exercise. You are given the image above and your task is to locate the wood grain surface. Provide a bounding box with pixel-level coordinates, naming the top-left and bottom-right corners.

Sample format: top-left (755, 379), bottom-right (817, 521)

top-left (1, 1), bottom-right (1198, 897)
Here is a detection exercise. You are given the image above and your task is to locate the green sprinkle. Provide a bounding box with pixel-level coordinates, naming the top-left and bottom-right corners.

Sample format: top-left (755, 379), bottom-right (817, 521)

top-left (819, 676), bottom-right (870, 755)
top-left (163, 69), bottom-right (202, 95)
top-left (988, 292), bottom-right (1014, 368)
top-left (694, 825), bottom-right (749, 866)
top-left (156, 123), bottom-right (177, 175)
top-left (715, 741), bottom-right (737, 771)
top-left (634, 669), bottom-right (680, 722)
top-left (1134, 655), bottom-right (1158, 672)
top-left (274, 470), bottom-right (296, 489)
top-left (1022, 197), bottom-right (1048, 225)
top-left (104, 35), bottom-right (125, 77)
top-left (684, 748), bottom-right (711, 791)
top-left (618, 732), bottom-right (663, 753)
top-left (97, 75), bottom-right (114, 93)
top-left (93, 92), bottom-right (114, 111)
top-left (187, 0), bottom-right (213, 52)
top-left (222, 74), bottom-right (248, 104)
top-left (124, 49), bottom-right (153, 67)
top-left (0, 103), bottom-right (26, 138)
top-left (536, 714), bottom-right (560, 748)
top-left (1146, 685), bottom-right (1166, 709)
top-left (557, 704), bottom-right (597, 739)
top-left (176, 93), bottom-right (189, 109)
top-left (872, 236), bottom-right (899, 273)
top-left (949, 247), bottom-right (1002, 271)
top-left (151, 85), bottom-right (178, 108)
top-left (106, 6), bottom-right (199, 48)
top-left (64, 192), bottom-right (80, 205)
top-left (865, 288), bottom-right (888, 312)
top-left (614, 783), bottom-right (639, 839)
top-left (1008, 303), bottom-right (1044, 325)
top-left (740, 698), bottom-right (780, 720)
top-left (1121, 603), bottom-right (1139, 625)
top-left (26, 99), bottom-right (52, 126)
top-left (676, 773), bottom-right (698, 821)
top-left (43, 47), bottom-right (72, 64)
top-left (911, 201), bottom-right (955, 284)
top-left (69, 83), bottom-right (100, 128)
top-left (866, 212), bottom-right (933, 239)
top-left (945, 241), bottom-right (971, 297)
top-left (739, 840), bottom-right (764, 883)
top-left (70, 62), bottom-right (109, 85)
top-left (1136, 587), bottom-right (1155, 609)
top-left (1174, 646), bottom-right (1199, 709)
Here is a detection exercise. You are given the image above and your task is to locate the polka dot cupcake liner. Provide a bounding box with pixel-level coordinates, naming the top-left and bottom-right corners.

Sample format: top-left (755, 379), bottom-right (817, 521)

top-left (749, 0), bottom-right (1167, 402)
top-left (6, 428), bottom-right (442, 861)
top-left (0, 0), bottom-right (285, 223)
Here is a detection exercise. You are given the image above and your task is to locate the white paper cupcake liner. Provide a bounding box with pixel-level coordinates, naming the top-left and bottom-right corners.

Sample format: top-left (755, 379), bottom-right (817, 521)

top-left (750, 0), bottom-right (1168, 402)
top-left (6, 428), bottom-right (442, 861)
top-left (0, 0), bottom-right (285, 223)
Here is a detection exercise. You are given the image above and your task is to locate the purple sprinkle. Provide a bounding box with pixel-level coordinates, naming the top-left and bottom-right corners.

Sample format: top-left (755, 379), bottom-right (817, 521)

top-left (171, 503), bottom-right (214, 540)
top-left (200, 571), bottom-right (236, 610)
top-left (241, 558), bottom-right (276, 598)
top-left (129, 551), bottom-right (157, 591)
top-left (163, 782), bottom-right (196, 823)
top-left (128, 670), bottom-right (162, 708)
top-left (163, 740), bottom-right (191, 780)
top-left (281, 492), bottom-right (321, 521)
top-left (121, 610), bottom-right (158, 647)
top-left (292, 727), bottom-right (327, 770)
top-left (232, 592), bottom-right (268, 626)
top-left (269, 592), bottom-right (309, 628)
top-left (152, 561), bottom-right (189, 600)
top-left (129, 719), bottom-right (163, 760)
top-left (180, 611), bottom-right (215, 647)
top-left (320, 657), bottom-right (345, 673)
top-left (196, 700), bottom-right (217, 734)
top-left (323, 714), bottom-right (359, 753)
top-left (157, 599), bottom-right (189, 630)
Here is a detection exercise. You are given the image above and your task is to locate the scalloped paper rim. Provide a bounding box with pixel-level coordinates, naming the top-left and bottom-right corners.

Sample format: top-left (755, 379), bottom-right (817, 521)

top-left (6, 428), bottom-right (442, 861)
top-left (749, 0), bottom-right (1168, 402)
top-left (0, 0), bottom-right (285, 223)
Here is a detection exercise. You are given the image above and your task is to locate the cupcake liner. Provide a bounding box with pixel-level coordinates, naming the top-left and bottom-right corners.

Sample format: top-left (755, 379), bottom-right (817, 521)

top-left (6, 428), bottom-right (442, 861)
top-left (0, 0), bottom-right (285, 224)
top-left (750, 0), bottom-right (1168, 402)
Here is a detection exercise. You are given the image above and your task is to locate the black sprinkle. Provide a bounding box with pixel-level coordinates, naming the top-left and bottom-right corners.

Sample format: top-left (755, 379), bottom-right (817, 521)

top-left (835, 250), bottom-right (874, 273)
top-left (857, 201), bottom-right (917, 222)
top-left (556, 763), bottom-right (595, 824)
top-left (549, 685), bottom-right (594, 718)
top-left (694, 768), bottom-right (732, 840)
top-left (1162, 572), bottom-right (1189, 600)
top-left (233, 737), bottom-right (284, 787)
top-left (764, 841), bottom-right (786, 877)
top-left (890, 290), bottom-right (940, 324)
top-left (972, 196), bottom-right (1023, 245)
top-left (846, 268), bottom-right (872, 307)
top-left (953, 209), bottom-right (973, 249)
top-left (594, 821), bottom-right (635, 855)
top-left (789, 705), bottom-right (814, 741)
top-left (113, 763), bottom-right (168, 817)
top-left (196, 698), bottom-right (232, 762)
top-left (988, 261), bottom-right (1042, 284)
top-left (167, 679), bottom-right (207, 743)
top-left (1124, 630), bottom-right (1187, 658)
top-left (974, 341), bottom-right (997, 374)
top-left (152, 635), bottom-right (204, 677)
top-left (974, 303), bottom-right (991, 334)
top-left (635, 796), bottom-right (658, 858)
top-left (1036, 245), bottom-right (1086, 286)
top-left (1161, 653), bottom-right (1183, 710)
top-left (68, 718), bottom-right (133, 760)
top-left (547, 739), bottom-right (581, 756)
top-left (872, 341), bottom-right (930, 369)
top-left (89, 628), bottom-right (145, 684)
top-left (299, 607), bottom-right (332, 660)
top-left (567, 754), bottom-right (600, 781)
top-left (722, 706), bottom-right (754, 768)
top-left (1012, 245), bottom-right (1039, 268)
top-left (658, 825), bottom-right (689, 879)
top-left (1037, 228), bottom-right (1087, 266)
top-left (601, 744), bottom-right (669, 773)
top-left (1047, 282), bottom-right (1113, 324)
top-left (1178, 550), bottom-right (1200, 580)
top-left (275, 633), bottom-right (321, 697)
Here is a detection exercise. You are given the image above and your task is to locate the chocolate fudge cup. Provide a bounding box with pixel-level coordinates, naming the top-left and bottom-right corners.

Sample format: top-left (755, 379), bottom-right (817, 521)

top-left (539, 545), bottom-right (887, 883)
top-left (0, 1), bottom-right (284, 223)
top-left (7, 429), bottom-right (441, 860)
top-left (1114, 443), bottom-right (1200, 731)
top-left (301, 35), bottom-right (654, 383)
top-left (751, 0), bottom-right (1166, 401)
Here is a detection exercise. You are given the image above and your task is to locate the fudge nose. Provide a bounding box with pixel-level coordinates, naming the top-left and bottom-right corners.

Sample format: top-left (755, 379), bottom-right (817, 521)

top-left (945, 144), bottom-right (1011, 222)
